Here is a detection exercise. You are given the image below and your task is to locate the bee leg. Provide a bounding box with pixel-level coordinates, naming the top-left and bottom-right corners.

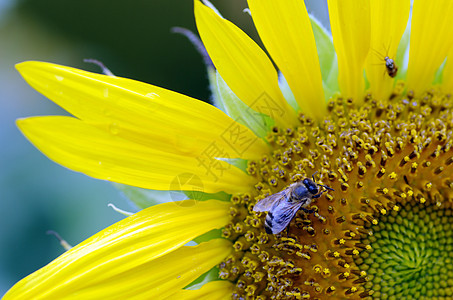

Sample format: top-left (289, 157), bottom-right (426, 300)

top-left (311, 171), bottom-right (318, 181)
top-left (312, 187), bottom-right (333, 200)
top-left (319, 184), bottom-right (335, 191)
top-left (301, 207), bottom-right (315, 214)
top-left (312, 191), bottom-right (324, 199)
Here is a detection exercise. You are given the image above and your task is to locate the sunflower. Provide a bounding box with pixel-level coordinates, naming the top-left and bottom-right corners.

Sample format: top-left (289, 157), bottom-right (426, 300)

top-left (5, 0), bottom-right (453, 299)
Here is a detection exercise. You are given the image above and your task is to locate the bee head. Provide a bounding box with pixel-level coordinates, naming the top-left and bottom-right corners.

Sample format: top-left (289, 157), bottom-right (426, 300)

top-left (302, 178), bottom-right (319, 195)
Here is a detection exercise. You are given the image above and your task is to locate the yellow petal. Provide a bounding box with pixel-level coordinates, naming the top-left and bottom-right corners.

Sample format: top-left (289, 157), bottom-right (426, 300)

top-left (4, 201), bottom-right (231, 299)
top-left (17, 116), bottom-right (255, 193)
top-left (168, 281), bottom-right (233, 300)
top-left (248, 0), bottom-right (325, 120)
top-left (16, 61), bottom-right (267, 160)
top-left (365, 0), bottom-right (410, 100)
top-left (328, 0), bottom-right (371, 102)
top-left (407, 0), bottom-right (453, 94)
top-left (67, 240), bottom-right (232, 300)
top-left (194, 1), bottom-right (297, 128)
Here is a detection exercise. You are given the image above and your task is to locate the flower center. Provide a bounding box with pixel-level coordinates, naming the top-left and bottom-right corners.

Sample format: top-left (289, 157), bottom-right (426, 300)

top-left (219, 83), bottom-right (453, 299)
top-left (360, 201), bottom-right (453, 298)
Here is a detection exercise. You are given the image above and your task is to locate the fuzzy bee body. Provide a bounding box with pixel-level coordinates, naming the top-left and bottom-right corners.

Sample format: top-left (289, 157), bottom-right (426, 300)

top-left (253, 177), bottom-right (333, 234)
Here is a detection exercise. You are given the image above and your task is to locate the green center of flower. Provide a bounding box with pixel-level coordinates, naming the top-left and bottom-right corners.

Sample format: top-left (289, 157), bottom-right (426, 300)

top-left (220, 84), bottom-right (453, 299)
top-left (360, 201), bottom-right (453, 298)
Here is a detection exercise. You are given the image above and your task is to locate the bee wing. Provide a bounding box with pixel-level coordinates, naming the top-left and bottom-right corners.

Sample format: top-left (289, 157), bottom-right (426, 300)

top-left (266, 200), bottom-right (305, 234)
top-left (253, 189), bottom-right (290, 212)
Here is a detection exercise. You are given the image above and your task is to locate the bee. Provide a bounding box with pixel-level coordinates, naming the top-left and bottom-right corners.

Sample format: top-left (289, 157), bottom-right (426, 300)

top-left (253, 175), bottom-right (334, 234)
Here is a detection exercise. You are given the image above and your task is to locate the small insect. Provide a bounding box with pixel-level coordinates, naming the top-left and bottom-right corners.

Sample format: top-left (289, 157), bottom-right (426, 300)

top-left (384, 56), bottom-right (398, 78)
top-left (253, 175), bottom-right (334, 234)
top-left (371, 47), bottom-right (398, 78)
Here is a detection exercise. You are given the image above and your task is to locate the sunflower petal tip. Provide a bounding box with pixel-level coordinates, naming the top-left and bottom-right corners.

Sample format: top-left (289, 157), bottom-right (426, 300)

top-left (195, 0), bottom-right (223, 19)
top-left (16, 60), bottom-right (45, 69)
top-left (200, 0), bottom-right (222, 16)
top-left (15, 61), bottom-right (25, 69)
top-left (194, 0), bottom-right (204, 12)
top-left (15, 118), bottom-right (28, 128)
top-left (15, 61), bottom-right (32, 74)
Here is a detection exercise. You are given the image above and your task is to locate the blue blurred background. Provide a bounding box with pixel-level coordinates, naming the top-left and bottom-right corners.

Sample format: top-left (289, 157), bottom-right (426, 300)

top-left (0, 0), bottom-right (328, 295)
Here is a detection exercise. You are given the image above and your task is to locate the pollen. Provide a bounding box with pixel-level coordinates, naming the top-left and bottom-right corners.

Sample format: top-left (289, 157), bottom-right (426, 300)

top-left (221, 86), bottom-right (453, 299)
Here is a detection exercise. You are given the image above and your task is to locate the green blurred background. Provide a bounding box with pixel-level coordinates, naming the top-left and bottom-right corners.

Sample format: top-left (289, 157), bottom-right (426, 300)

top-left (0, 0), bottom-right (328, 295)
